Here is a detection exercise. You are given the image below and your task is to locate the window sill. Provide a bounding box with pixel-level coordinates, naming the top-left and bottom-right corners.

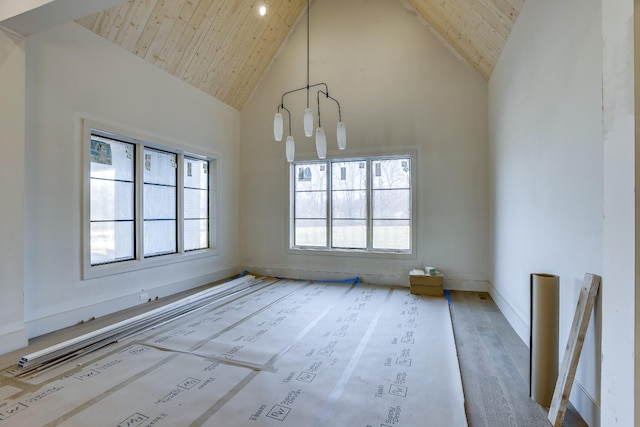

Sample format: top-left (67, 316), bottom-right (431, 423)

top-left (83, 247), bottom-right (219, 280)
top-left (286, 246), bottom-right (416, 260)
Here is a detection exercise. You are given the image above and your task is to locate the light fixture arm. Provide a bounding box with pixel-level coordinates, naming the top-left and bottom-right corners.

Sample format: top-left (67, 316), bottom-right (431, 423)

top-left (316, 89), bottom-right (343, 127)
top-left (272, 0), bottom-right (346, 161)
top-left (277, 104), bottom-right (292, 136)
top-left (279, 82), bottom-right (328, 109)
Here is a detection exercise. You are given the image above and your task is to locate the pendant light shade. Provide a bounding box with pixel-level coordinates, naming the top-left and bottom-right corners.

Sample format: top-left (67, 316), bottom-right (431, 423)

top-left (274, 113), bottom-right (283, 141)
top-left (272, 0), bottom-right (346, 160)
top-left (315, 127), bottom-right (327, 159)
top-left (336, 121), bottom-right (346, 150)
top-left (303, 108), bottom-right (314, 137)
top-left (286, 136), bottom-right (295, 162)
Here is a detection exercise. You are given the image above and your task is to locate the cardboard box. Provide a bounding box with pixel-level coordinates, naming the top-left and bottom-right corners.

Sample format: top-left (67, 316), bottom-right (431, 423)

top-left (410, 273), bottom-right (444, 296)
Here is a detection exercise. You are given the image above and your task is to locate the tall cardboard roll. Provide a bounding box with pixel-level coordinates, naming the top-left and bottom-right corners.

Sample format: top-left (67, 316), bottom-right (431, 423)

top-left (530, 273), bottom-right (559, 408)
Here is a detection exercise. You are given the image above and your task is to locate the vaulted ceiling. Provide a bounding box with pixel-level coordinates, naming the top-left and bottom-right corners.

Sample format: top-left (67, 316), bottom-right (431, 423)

top-left (76, 0), bottom-right (524, 110)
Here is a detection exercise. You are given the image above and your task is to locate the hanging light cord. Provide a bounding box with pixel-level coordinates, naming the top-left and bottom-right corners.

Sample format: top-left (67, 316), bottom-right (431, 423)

top-left (306, 0), bottom-right (310, 108)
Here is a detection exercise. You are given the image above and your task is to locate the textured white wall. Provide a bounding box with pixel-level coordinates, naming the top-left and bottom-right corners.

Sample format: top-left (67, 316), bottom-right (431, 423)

top-left (0, 28), bottom-right (28, 352)
top-left (601, 0), bottom-right (636, 425)
top-left (22, 22), bottom-right (242, 337)
top-left (489, 0), bottom-right (603, 424)
top-left (240, 0), bottom-right (491, 289)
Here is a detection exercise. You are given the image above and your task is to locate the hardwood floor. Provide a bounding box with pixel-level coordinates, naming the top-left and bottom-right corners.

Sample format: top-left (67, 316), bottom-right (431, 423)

top-left (448, 290), bottom-right (588, 427)
top-left (0, 283), bottom-right (591, 426)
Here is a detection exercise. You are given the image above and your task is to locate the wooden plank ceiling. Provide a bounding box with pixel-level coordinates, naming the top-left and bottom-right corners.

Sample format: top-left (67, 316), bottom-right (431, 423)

top-left (76, 0), bottom-right (524, 110)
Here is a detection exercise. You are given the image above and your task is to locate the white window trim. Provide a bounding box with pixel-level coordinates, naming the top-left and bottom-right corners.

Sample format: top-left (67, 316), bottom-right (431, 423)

top-left (286, 149), bottom-right (418, 260)
top-left (82, 119), bottom-right (220, 280)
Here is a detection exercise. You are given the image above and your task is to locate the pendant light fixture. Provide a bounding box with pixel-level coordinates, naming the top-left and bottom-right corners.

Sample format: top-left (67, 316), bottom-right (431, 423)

top-left (273, 0), bottom-right (346, 162)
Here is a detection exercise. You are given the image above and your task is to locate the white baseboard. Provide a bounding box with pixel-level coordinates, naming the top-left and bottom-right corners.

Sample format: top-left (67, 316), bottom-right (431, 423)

top-left (245, 265), bottom-right (378, 284)
top-left (571, 380), bottom-right (600, 427)
top-left (0, 327), bottom-right (28, 354)
top-left (488, 283), bottom-right (529, 344)
top-left (445, 277), bottom-right (491, 292)
top-left (244, 265), bottom-right (491, 292)
top-left (25, 267), bottom-right (240, 338)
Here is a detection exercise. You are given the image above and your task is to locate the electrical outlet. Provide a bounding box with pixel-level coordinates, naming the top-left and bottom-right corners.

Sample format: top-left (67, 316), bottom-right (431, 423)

top-left (139, 293), bottom-right (148, 302)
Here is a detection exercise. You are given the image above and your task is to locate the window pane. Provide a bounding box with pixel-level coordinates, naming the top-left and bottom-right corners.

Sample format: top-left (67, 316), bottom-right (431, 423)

top-left (184, 219), bottom-right (208, 251)
top-left (184, 157), bottom-right (209, 251)
top-left (90, 138), bottom-right (134, 181)
top-left (294, 162), bottom-right (328, 247)
top-left (184, 158), bottom-right (209, 189)
top-left (143, 148), bottom-right (177, 257)
top-left (295, 191), bottom-right (327, 219)
top-left (372, 219), bottom-right (410, 250)
top-left (372, 189), bottom-right (411, 219)
top-left (372, 158), bottom-right (410, 189)
top-left (184, 188), bottom-right (208, 219)
top-left (90, 221), bottom-right (134, 264)
top-left (144, 220), bottom-right (176, 256)
top-left (90, 180), bottom-right (134, 221)
top-left (332, 189), bottom-right (366, 219)
top-left (144, 148), bottom-right (177, 185)
top-left (295, 163), bottom-right (327, 191)
top-left (90, 137), bottom-right (135, 266)
top-left (332, 219), bottom-right (366, 249)
top-left (332, 161), bottom-right (366, 190)
top-left (294, 219), bottom-right (326, 246)
top-left (143, 185), bottom-right (176, 219)
top-left (331, 161), bottom-right (367, 232)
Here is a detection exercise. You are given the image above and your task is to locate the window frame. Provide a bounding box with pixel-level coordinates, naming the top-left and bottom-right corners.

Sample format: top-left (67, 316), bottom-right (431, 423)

top-left (82, 119), bottom-right (219, 280)
top-left (288, 151), bottom-right (417, 259)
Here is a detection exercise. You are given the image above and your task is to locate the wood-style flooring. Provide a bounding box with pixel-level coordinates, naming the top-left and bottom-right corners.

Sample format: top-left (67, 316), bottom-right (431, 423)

top-left (448, 290), bottom-right (588, 427)
top-left (0, 284), bottom-right (591, 426)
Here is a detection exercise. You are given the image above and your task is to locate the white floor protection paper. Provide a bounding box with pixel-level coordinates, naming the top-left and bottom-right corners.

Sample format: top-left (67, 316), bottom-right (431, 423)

top-left (0, 280), bottom-right (467, 427)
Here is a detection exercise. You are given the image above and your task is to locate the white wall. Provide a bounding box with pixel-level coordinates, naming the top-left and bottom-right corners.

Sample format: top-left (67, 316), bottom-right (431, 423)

top-left (601, 1), bottom-right (636, 425)
top-left (22, 22), bottom-right (242, 337)
top-left (240, 0), bottom-right (490, 289)
top-left (488, 0), bottom-right (603, 424)
top-left (0, 28), bottom-right (28, 352)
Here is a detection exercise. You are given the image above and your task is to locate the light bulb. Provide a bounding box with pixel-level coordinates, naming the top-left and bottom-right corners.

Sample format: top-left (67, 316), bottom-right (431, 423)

top-left (337, 121), bottom-right (346, 150)
top-left (274, 112), bottom-right (283, 141)
top-left (259, 5), bottom-right (267, 16)
top-left (303, 108), bottom-right (314, 137)
top-left (315, 127), bottom-right (327, 159)
top-left (286, 136), bottom-right (295, 162)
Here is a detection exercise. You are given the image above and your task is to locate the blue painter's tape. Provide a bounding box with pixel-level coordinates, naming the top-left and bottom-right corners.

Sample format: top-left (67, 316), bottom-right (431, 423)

top-left (311, 277), bottom-right (360, 287)
top-left (225, 270), bottom-right (249, 282)
top-left (444, 289), bottom-right (452, 305)
top-left (273, 275), bottom-right (360, 286)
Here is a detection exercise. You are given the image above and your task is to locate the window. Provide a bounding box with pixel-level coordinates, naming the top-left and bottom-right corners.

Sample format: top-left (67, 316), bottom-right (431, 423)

top-left (143, 148), bottom-right (177, 257)
top-left (291, 155), bottom-right (413, 254)
top-left (89, 136), bottom-right (135, 265)
top-left (183, 156), bottom-right (210, 251)
top-left (84, 125), bottom-right (216, 278)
